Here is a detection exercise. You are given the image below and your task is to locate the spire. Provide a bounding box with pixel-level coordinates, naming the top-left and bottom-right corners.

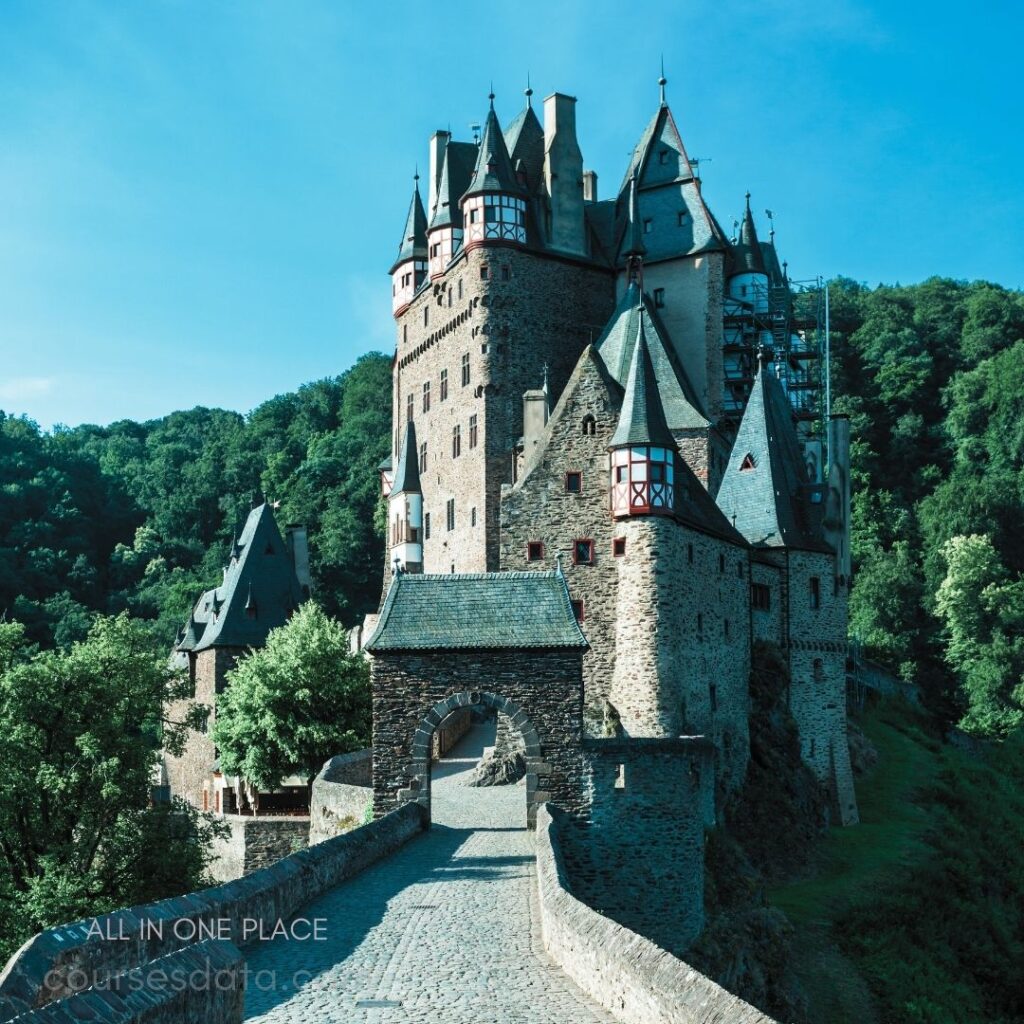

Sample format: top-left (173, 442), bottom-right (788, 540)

top-left (392, 173), bottom-right (428, 271)
top-left (622, 168), bottom-right (646, 260)
top-left (525, 73), bottom-right (533, 108)
top-left (391, 420), bottom-right (422, 496)
top-left (609, 315), bottom-right (676, 449)
top-left (658, 57), bottom-right (667, 107)
top-left (731, 191), bottom-right (766, 276)
top-left (462, 97), bottom-right (519, 199)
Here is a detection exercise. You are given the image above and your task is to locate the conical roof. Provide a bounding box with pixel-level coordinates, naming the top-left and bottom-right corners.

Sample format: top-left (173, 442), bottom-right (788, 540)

top-left (391, 420), bottom-right (421, 495)
top-left (731, 194), bottom-right (766, 276)
top-left (462, 100), bottom-right (520, 199)
top-left (504, 100), bottom-right (544, 191)
top-left (716, 364), bottom-right (829, 551)
top-left (390, 179), bottom-right (427, 273)
top-left (609, 317), bottom-right (676, 449)
top-left (429, 141), bottom-right (477, 231)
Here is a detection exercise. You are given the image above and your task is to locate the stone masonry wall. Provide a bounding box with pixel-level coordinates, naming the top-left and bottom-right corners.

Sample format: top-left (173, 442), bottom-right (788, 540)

top-left (208, 816), bottom-right (311, 883)
top-left (0, 804), bottom-right (425, 1021)
top-left (370, 648), bottom-right (586, 826)
top-left (564, 740), bottom-right (715, 952)
top-left (786, 549), bottom-right (859, 825)
top-left (499, 347), bottom-right (620, 733)
top-left (164, 647), bottom-right (242, 810)
top-left (392, 245), bottom-right (614, 575)
top-left (750, 555), bottom-right (784, 645)
top-left (309, 750), bottom-right (373, 845)
top-left (536, 804), bottom-right (777, 1024)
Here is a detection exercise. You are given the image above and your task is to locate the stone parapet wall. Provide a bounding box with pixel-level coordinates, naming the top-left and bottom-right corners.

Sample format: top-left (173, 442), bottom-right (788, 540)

top-left (536, 804), bottom-right (777, 1024)
top-left (1, 940), bottom-right (244, 1024)
top-left (309, 750), bottom-right (374, 845)
top-left (0, 804), bottom-right (426, 1022)
top-left (209, 815), bottom-right (311, 882)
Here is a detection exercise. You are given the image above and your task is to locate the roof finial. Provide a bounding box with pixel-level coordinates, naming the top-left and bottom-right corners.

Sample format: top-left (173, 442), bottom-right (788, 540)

top-left (525, 72), bottom-right (533, 107)
top-left (658, 56), bottom-right (667, 106)
top-left (489, 82), bottom-right (495, 108)
top-left (414, 165), bottom-right (420, 187)
top-left (745, 190), bottom-right (751, 209)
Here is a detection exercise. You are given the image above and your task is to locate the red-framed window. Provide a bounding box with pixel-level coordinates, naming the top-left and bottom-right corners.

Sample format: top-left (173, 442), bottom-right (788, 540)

top-left (527, 541), bottom-right (544, 562)
top-left (573, 538), bottom-right (594, 565)
top-left (570, 599), bottom-right (585, 622)
top-left (613, 537), bottom-right (626, 557)
top-left (565, 470), bottom-right (582, 493)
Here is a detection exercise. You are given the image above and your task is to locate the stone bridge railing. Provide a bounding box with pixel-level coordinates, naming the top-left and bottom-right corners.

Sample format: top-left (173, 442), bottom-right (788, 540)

top-left (535, 804), bottom-right (778, 1024)
top-left (0, 803), bottom-right (427, 1023)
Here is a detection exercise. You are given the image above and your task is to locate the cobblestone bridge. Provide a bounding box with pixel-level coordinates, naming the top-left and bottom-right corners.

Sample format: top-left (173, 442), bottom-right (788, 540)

top-left (243, 722), bottom-right (615, 1023)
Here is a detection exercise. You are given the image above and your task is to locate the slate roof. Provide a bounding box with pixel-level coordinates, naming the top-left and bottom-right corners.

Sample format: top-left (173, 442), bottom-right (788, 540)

top-left (391, 420), bottom-right (421, 495)
top-left (462, 102), bottom-right (520, 199)
top-left (504, 102), bottom-right (544, 192)
top-left (609, 318), bottom-right (676, 448)
top-left (731, 195), bottom-right (766, 276)
top-left (614, 103), bottom-right (728, 264)
top-left (429, 141), bottom-right (477, 231)
top-left (595, 282), bottom-right (709, 429)
top-left (176, 503), bottom-right (305, 653)
top-left (715, 366), bottom-right (830, 551)
top-left (622, 171), bottom-right (646, 258)
top-left (390, 181), bottom-right (427, 273)
top-left (364, 571), bottom-right (589, 651)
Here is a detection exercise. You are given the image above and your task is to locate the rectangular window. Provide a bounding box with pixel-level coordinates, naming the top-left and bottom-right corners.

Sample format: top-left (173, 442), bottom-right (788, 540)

top-left (613, 537), bottom-right (626, 557)
top-left (440, 369), bottom-right (448, 401)
top-left (501, 265), bottom-right (510, 281)
top-left (658, 149), bottom-right (668, 165)
top-left (738, 561), bottom-right (744, 579)
top-left (574, 538), bottom-right (594, 565)
top-left (654, 287), bottom-right (665, 308)
top-left (469, 414), bottom-right (478, 449)
top-left (418, 441), bottom-right (427, 473)
top-left (430, 242), bottom-right (440, 257)
top-left (480, 264), bottom-right (489, 280)
top-left (527, 541), bottom-right (544, 562)
top-left (458, 278), bottom-right (463, 300)
top-left (751, 582), bottom-right (771, 610)
top-left (570, 599), bottom-right (585, 622)
top-left (461, 353), bottom-right (470, 387)
top-left (424, 512), bottom-right (431, 540)
top-left (724, 619), bottom-right (730, 640)
top-left (469, 208), bottom-right (479, 223)
top-left (565, 471), bottom-right (582, 493)
top-left (402, 324), bottom-right (407, 343)
top-left (810, 577), bottom-right (821, 610)
top-left (719, 553), bottom-right (725, 573)
top-left (452, 424), bottom-right (461, 458)
top-left (406, 393), bottom-right (414, 423)
top-left (422, 381), bottom-right (431, 413)
top-left (677, 210), bottom-right (687, 226)
top-left (471, 507), bottom-right (477, 527)
top-left (423, 307), bottom-right (429, 326)
top-left (446, 498), bottom-right (455, 532)
top-left (709, 683), bottom-right (717, 712)
top-left (643, 218), bottom-right (652, 234)
top-left (697, 612), bottom-right (704, 634)
top-left (688, 543), bottom-right (694, 564)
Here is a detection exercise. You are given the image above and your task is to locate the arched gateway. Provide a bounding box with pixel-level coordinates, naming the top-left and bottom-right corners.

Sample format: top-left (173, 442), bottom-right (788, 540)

top-left (364, 570), bottom-right (589, 827)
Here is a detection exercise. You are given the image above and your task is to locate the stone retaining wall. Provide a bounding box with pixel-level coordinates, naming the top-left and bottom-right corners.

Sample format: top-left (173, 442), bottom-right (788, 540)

top-left (309, 750), bottom-right (374, 845)
top-left (209, 815), bottom-right (312, 882)
top-left (0, 803), bottom-right (426, 1022)
top-left (535, 805), bottom-right (777, 1024)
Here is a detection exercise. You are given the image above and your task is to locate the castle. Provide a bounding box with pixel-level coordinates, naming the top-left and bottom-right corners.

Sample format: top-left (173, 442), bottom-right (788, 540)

top-left (365, 76), bottom-right (857, 947)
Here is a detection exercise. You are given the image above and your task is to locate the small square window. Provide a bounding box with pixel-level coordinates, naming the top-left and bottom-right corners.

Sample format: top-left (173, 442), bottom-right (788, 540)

top-left (677, 210), bottom-right (687, 226)
top-left (643, 218), bottom-right (653, 234)
top-left (658, 149), bottom-right (668, 165)
top-left (527, 541), bottom-right (544, 562)
top-left (565, 471), bottom-right (582, 493)
top-left (654, 287), bottom-right (665, 308)
top-left (574, 539), bottom-right (594, 565)
top-left (570, 599), bottom-right (585, 622)
top-left (613, 537), bottom-right (626, 557)
top-left (480, 265), bottom-right (489, 280)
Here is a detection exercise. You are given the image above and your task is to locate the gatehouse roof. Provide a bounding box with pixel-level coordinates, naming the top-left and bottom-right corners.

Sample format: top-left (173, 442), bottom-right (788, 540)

top-left (364, 571), bottom-right (589, 651)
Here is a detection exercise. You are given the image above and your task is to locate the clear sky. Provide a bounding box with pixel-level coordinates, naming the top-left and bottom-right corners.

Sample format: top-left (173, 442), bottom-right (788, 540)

top-left (1, 0), bottom-right (1021, 429)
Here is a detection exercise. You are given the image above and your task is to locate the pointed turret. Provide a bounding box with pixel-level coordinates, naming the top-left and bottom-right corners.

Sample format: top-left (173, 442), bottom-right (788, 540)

top-left (389, 421), bottom-right (424, 572)
top-left (716, 362), bottom-right (828, 551)
top-left (426, 140), bottom-right (477, 279)
top-left (390, 174), bottom-right (428, 314)
top-left (608, 318), bottom-right (677, 518)
top-left (461, 94), bottom-right (527, 248)
top-left (731, 193), bottom-right (766, 277)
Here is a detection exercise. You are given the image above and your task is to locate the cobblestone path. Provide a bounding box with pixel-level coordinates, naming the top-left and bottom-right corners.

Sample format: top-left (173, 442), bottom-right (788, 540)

top-left (243, 722), bottom-right (615, 1023)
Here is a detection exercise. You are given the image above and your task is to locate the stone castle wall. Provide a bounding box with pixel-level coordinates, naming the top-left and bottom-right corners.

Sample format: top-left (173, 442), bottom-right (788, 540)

top-left (208, 815), bottom-right (311, 883)
top-left (309, 750), bottom-right (374, 845)
top-left (392, 246), bottom-right (614, 573)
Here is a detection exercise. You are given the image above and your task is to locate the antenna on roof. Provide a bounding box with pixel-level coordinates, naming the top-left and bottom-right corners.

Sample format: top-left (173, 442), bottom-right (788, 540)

top-left (765, 208), bottom-right (775, 242)
top-left (470, 122), bottom-right (481, 143)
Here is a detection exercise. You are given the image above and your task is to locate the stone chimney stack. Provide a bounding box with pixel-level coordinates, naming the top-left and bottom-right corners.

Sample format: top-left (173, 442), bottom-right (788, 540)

top-left (543, 93), bottom-right (586, 256)
top-left (285, 524), bottom-right (313, 600)
top-left (522, 388), bottom-right (549, 454)
top-left (582, 170), bottom-right (598, 203)
top-left (428, 130), bottom-right (450, 215)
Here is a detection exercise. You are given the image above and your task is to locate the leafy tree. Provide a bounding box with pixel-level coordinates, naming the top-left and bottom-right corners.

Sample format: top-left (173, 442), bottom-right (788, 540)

top-left (211, 603), bottom-right (371, 802)
top-left (0, 615), bottom-right (222, 960)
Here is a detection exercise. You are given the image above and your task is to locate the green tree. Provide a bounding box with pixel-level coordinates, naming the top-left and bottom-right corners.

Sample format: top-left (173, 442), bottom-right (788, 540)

top-left (0, 615), bottom-right (222, 960)
top-left (211, 603), bottom-right (371, 801)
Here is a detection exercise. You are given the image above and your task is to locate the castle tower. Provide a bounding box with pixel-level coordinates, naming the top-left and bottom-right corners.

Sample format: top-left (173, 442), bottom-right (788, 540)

top-left (607, 320), bottom-right (681, 736)
top-left (390, 175), bottom-right (428, 315)
top-left (388, 420), bottom-right (424, 574)
top-left (728, 193), bottom-right (769, 311)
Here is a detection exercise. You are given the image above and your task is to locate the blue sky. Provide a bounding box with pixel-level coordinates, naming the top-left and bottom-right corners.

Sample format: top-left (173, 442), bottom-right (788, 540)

top-left (1, 0), bottom-right (1021, 429)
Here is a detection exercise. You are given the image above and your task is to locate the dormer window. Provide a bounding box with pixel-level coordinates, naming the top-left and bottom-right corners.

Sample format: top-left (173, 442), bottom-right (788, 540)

top-left (740, 453), bottom-right (757, 471)
top-left (658, 149), bottom-right (668, 165)
top-left (643, 218), bottom-right (653, 234)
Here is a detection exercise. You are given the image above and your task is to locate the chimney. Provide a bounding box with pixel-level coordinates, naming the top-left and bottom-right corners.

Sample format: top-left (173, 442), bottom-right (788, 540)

top-left (824, 416), bottom-right (852, 584)
top-left (285, 524), bottom-right (313, 600)
top-left (582, 170), bottom-right (598, 203)
top-left (428, 130), bottom-right (450, 217)
top-left (543, 93), bottom-right (586, 256)
top-left (522, 389), bottom-right (549, 455)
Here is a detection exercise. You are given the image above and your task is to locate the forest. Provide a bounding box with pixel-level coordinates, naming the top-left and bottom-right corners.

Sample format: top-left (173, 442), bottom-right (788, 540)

top-left (2, 276), bottom-right (1024, 1019)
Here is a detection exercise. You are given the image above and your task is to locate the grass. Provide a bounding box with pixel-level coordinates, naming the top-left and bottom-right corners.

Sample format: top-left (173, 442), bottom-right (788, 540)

top-left (769, 699), bottom-right (940, 928)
